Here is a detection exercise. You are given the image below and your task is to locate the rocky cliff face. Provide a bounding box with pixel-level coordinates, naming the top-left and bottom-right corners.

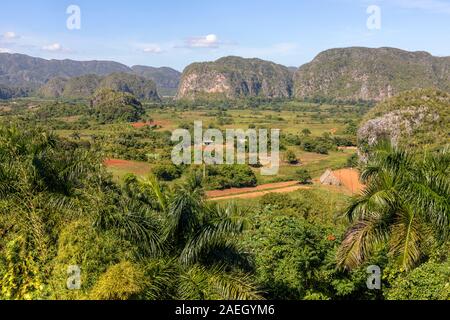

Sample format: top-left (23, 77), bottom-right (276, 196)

top-left (294, 47), bottom-right (450, 102)
top-left (357, 89), bottom-right (450, 156)
top-left (177, 56), bottom-right (293, 99)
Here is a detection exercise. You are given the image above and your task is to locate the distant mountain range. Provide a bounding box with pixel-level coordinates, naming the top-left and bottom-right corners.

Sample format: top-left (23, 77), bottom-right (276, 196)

top-left (1, 47), bottom-right (450, 102)
top-left (131, 66), bottom-right (180, 96)
top-left (176, 48), bottom-right (450, 102)
top-left (0, 52), bottom-right (180, 98)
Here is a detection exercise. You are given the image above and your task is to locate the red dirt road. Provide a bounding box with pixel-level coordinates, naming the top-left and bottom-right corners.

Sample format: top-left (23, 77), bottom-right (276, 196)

top-left (206, 181), bottom-right (313, 201)
top-left (206, 181), bottom-right (300, 198)
top-left (208, 185), bottom-right (310, 201)
top-left (208, 169), bottom-right (365, 201)
top-left (103, 159), bottom-right (151, 175)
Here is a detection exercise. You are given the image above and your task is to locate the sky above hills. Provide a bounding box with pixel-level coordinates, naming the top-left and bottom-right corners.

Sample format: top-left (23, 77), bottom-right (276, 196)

top-left (1, 0), bottom-right (449, 71)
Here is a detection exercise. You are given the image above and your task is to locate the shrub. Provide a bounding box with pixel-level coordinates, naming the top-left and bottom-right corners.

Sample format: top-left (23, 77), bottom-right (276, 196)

top-left (89, 261), bottom-right (147, 300)
top-left (152, 163), bottom-right (182, 181)
top-left (315, 143), bottom-right (329, 155)
top-left (205, 165), bottom-right (257, 189)
top-left (346, 153), bottom-right (359, 168)
top-left (286, 150), bottom-right (299, 164)
top-left (295, 169), bottom-right (312, 185)
top-left (243, 215), bottom-right (336, 300)
top-left (302, 128), bottom-right (311, 136)
top-left (386, 260), bottom-right (450, 300)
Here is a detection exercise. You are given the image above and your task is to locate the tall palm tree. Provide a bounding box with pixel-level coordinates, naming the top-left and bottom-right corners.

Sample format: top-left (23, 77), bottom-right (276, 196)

top-left (133, 172), bottom-right (261, 300)
top-left (337, 143), bottom-right (449, 271)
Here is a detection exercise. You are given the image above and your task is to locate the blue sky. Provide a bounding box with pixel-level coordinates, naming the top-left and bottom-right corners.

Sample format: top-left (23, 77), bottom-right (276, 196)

top-left (0, 0), bottom-right (449, 71)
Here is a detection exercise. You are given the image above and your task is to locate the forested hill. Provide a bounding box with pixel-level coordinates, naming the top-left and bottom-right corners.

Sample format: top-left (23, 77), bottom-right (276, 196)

top-left (0, 53), bottom-right (130, 88)
top-left (294, 47), bottom-right (450, 102)
top-left (176, 56), bottom-right (293, 100)
top-left (131, 66), bottom-right (181, 96)
top-left (0, 53), bottom-right (179, 97)
top-left (39, 73), bottom-right (160, 101)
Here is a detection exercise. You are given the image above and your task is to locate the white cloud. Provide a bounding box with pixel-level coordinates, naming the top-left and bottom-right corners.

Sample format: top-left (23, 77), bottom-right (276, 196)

top-left (0, 48), bottom-right (13, 53)
top-left (185, 34), bottom-right (220, 48)
top-left (42, 43), bottom-right (64, 52)
top-left (143, 44), bottom-right (163, 54)
top-left (2, 31), bottom-right (18, 40)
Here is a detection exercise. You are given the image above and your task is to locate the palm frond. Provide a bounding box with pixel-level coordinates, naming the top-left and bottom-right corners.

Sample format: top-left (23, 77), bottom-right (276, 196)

top-left (178, 265), bottom-right (261, 300)
top-left (140, 173), bottom-right (168, 213)
top-left (388, 207), bottom-right (424, 271)
top-left (337, 213), bottom-right (389, 270)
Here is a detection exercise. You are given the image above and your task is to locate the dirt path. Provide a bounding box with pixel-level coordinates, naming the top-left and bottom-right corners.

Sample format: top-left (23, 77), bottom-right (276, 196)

top-left (208, 185), bottom-right (310, 201)
top-left (104, 159), bottom-right (152, 175)
top-left (206, 181), bottom-right (300, 198)
top-left (207, 181), bottom-right (312, 201)
top-left (208, 168), bottom-right (364, 201)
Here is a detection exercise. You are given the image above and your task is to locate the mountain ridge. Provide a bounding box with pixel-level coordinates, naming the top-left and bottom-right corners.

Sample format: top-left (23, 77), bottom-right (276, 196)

top-left (0, 52), bottom-right (180, 97)
top-left (39, 72), bottom-right (160, 101)
top-left (2, 47), bottom-right (450, 101)
top-left (176, 56), bottom-right (293, 100)
top-left (293, 46), bottom-right (450, 102)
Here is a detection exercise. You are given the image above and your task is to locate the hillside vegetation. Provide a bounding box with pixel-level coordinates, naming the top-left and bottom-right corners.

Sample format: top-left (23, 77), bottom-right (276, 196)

top-left (91, 88), bottom-right (146, 123)
top-left (0, 53), bottom-right (130, 89)
top-left (131, 66), bottom-right (181, 96)
top-left (39, 73), bottom-right (160, 101)
top-left (0, 53), bottom-right (179, 97)
top-left (294, 47), bottom-right (450, 102)
top-left (358, 89), bottom-right (450, 154)
top-left (177, 56), bottom-right (293, 100)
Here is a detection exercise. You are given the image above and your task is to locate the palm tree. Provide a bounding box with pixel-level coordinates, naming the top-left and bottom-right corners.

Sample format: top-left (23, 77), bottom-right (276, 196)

top-left (1, 123), bottom-right (260, 300)
top-left (337, 143), bottom-right (449, 271)
top-left (133, 172), bottom-right (261, 300)
top-left (0, 124), bottom-right (115, 299)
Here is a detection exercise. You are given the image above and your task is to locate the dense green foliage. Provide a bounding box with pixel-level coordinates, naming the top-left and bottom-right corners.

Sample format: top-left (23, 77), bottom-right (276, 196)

top-left (203, 165), bottom-right (257, 190)
top-left (385, 259), bottom-right (450, 300)
top-left (243, 191), bottom-right (384, 300)
top-left (0, 124), bottom-right (260, 300)
top-left (152, 163), bottom-right (183, 181)
top-left (0, 121), bottom-right (448, 300)
top-left (39, 73), bottom-right (160, 101)
top-left (338, 143), bottom-right (450, 271)
top-left (294, 47), bottom-right (450, 102)
top-left (91, 89), bottom-right (145, 123)
top-left (1, 84), bottom-right (449, 301)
